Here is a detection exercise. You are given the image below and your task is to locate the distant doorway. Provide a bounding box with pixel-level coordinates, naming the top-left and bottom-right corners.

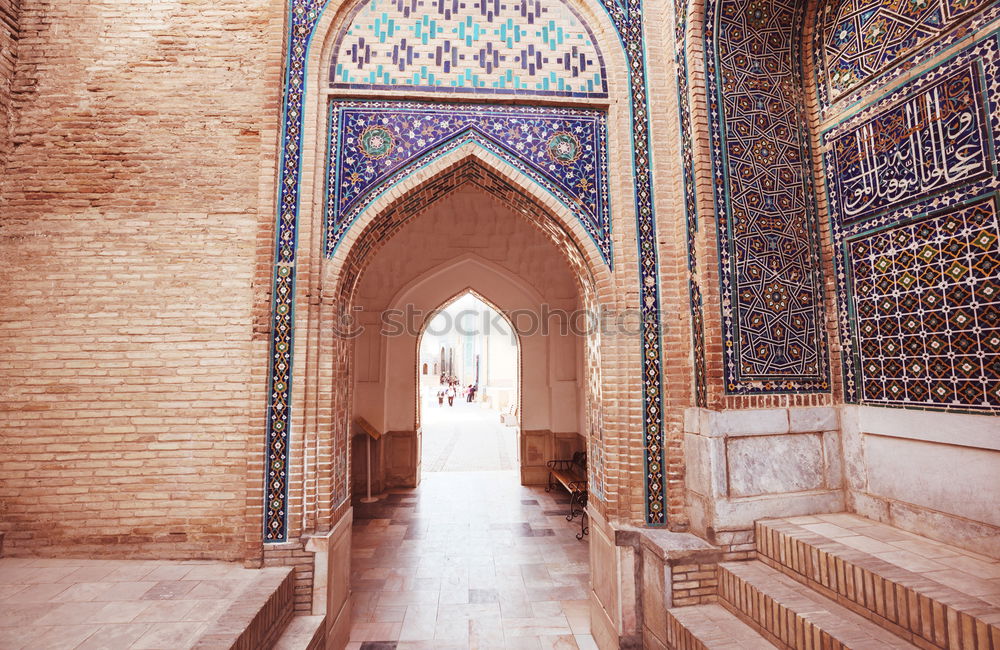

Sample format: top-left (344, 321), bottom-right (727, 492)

top-left (417, 292), bottom-right (520, 474)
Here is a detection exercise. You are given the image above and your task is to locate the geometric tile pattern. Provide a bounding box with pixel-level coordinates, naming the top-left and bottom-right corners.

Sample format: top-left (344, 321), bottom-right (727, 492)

top-left (674, 0), bottom-right (708, 407)
top-left (845, 195), bottom-right (1000, 409)
top-left (704, 0), bottom-right (830, 394)
top-left (324, 101), bottom-right (611, 264)
top-left (815, 0), bottom-right (992, 107)
top-left (264, 0), bottom-right (330, 542)
top-left (330, 0), bottom-right (608, 98)
top-left (267, 0), bottom-right (670, 539)
top-left (826, 30), bottom-right (1000, 410)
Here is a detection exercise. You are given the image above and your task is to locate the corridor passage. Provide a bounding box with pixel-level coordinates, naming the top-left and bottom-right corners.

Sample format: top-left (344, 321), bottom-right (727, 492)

top-left (349, 471), bottom-right (595, 648)
top-left (420, 401), bottom-right (518, 473)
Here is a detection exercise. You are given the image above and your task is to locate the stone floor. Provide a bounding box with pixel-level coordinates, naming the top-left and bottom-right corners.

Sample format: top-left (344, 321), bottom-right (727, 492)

top-left (0, 557), bottom-right (270, 649)
top-left (349, 470), bottom-right (596, 649)
top-left (420, 399), bottom-right (518, 473)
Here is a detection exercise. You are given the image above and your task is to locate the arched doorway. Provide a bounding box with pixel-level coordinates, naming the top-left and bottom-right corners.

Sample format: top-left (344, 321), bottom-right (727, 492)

top-left (260, 0), bottom-right (680, 642)
top-left (341, 181), bottom-right (600, 645)
top-left (417, 290), bottom-right (521, 475)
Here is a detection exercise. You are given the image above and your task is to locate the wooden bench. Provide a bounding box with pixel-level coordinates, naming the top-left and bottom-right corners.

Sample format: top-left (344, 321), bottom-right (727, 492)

top-left (545, 451), bottom-right (588, 539)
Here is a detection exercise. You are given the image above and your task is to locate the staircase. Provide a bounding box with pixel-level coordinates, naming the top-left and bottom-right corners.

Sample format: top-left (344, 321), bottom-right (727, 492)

top-left (189, 566), bottom-right (324, 649)
top-left (665, 513), bottom-right (1000, 649)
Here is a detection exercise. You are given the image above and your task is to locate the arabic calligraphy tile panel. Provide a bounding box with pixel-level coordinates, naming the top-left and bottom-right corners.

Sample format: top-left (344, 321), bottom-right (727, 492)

top-left (705, 0), bottom-right (831, 394)
top-left (815, 0), bottom-right (993, 108)
top-left (330, 0), bottom-right (608, 98)
top-left (325, 101), bottom-right (611, 265)
top-left (827, 62), bottom-right (992, 226)
top-left (827, 30), bottom-right (1000, 409)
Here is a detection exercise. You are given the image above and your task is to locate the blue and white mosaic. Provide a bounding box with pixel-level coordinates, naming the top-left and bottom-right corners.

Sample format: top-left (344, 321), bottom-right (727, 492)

top-left (816, 0), bottom-right (993, 107)
top-left (324, 101), bottom-right (611, 264)
top-left (330, 0), bottom-right (608, 97)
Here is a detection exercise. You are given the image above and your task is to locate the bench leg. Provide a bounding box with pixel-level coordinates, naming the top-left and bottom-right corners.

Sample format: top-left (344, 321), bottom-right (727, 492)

top-left (545, 471), bottom-right (554, 493)
top-left (576, 510), bottom-right (589, 540)
top-left (567, 491), bottom-right (582, 521)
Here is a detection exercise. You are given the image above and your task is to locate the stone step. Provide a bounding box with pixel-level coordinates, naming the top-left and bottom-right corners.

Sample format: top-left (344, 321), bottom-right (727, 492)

top-left (272, 614), bottom-right (326, 650)
top-left (191, 566), bottom-right (295, 650)
top-left (718, 560), bottom-right (919, 649)
top-left (666, 603), bottom-right (777, 650)
top-left (756, 514), bottom-right (1000, 649)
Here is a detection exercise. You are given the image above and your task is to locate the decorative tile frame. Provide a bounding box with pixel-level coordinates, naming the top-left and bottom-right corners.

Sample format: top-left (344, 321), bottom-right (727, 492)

top-left (704, 0), bottom-right (831, 395)
top-left (324, 101), bottom-right (612, 265)
top-left (264, 0), bottom-right (669, 541)
top-left (673, 0), bottom-right (707, 407)
top-left (825, 29), bottom-right (1000, 411)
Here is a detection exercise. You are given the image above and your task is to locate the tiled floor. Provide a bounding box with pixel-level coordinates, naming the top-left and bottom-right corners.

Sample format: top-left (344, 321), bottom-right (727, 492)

top-left (420, 400), bottom-right (517, 473)
top-left (0, 557), bottom-right (266, 649)
top-left (350, 470), bottom-right (596, 649)
top-left (782, 512), bottom-right (1000, 607)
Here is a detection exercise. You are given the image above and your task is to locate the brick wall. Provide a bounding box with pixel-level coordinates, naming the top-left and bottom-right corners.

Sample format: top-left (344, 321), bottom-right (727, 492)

top-left (0, 0), bottom-right (19, 168)
top-left (0, 0), bottom-right (285, 559)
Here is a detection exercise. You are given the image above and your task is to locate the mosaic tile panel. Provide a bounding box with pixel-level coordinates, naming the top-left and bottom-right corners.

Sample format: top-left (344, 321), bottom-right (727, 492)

top-left (266, 0), bottom-right (669, 540)
top-left (330, 0), bottom-right (608, 97)
top-left (704, 0), bottom-right (830, 394)
top-left (674, 0), bottom-right (707, 407)
top-left (815, 0), bottom-right (992, 107)
top-left (827, 61), bottom-right (992, 226)
top-left (845, 195), bottom-right (1000, 409)
top-left (826, 30), bottom-right (1000, 410)
top-left (324, 101), bottom-right (611, 265)
top-left (263, 0), bottom-right (331, 542)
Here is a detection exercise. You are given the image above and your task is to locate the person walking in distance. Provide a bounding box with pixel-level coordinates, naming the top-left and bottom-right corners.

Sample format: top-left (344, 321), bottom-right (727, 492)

top-left (447, 384), bottom-right (456, 406)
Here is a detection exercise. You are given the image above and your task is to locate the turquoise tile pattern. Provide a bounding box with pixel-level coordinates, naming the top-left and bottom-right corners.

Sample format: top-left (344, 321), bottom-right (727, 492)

top-left (330, 0), bottom-right (608, 97)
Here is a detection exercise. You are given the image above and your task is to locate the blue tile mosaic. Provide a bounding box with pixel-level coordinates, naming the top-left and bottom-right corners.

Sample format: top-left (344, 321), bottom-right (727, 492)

top-left (704, 0), bottom-right (831, 395)
top-left (330, 0), bottom-right (608, 97)
top-left (324, 101), bottom-right (611, 265)
top-left (826, 29), bottom-right (1000, 411)
top-left (815, 0), bottom-right (993, 108)
top-left (265, 0), bottom-right (669, 541)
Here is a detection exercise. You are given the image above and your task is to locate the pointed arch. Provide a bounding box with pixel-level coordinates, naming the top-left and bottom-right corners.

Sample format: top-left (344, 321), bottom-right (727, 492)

top-left (323, 142), bottom-right (612, 309)
top-left (414, 286), bottom-right (522, 431)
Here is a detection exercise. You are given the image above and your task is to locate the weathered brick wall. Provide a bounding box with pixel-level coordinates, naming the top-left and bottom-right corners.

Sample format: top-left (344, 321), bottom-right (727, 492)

top-left (0, 0), bottom-right (285, 559)
top-left (0, 0), bottom-right (20, 168)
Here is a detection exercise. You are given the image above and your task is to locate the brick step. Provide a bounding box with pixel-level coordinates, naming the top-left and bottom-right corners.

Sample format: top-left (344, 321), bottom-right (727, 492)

top-left (718, 560), bottom-right (919, 649)
top-left (273, 614), bottom-right (326, 650)
top-left (191, 566), bottom-right (295, 650)
top-left (756, 515), bottom-right (1000, 649)
top-left (666, 603), bottom-right (777, 650)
